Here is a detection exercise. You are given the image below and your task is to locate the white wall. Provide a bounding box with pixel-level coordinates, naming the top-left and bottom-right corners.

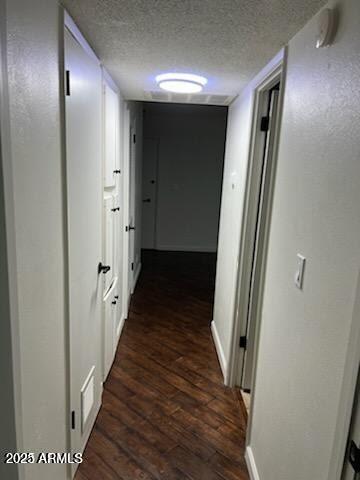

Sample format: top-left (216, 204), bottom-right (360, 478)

top-left (249, 0), bottom-right (360, 478)
top-left (143, 103), bottom-right (227, 252)
top-left (214, 0), bottom-right (360, 478)
top-left (6, 1), bottom-right (68, 479)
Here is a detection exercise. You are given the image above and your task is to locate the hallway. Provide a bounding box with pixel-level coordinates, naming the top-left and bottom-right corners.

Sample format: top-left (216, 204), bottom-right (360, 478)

top-left (76, 251), bottom-right (249, 480)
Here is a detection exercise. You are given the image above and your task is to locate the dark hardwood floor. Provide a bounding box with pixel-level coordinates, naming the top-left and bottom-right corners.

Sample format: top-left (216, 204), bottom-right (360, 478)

top-left (76, 250), bottom-right (249, 480)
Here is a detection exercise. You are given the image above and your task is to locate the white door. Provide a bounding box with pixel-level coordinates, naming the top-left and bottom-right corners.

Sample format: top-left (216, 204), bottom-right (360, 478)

top-left (65, 29), bottom-right (103, 462)
top-left (103, 83), bottom-right (118, 188)
top-left (141, 138), bottom-right (158, 249)
top-left (241, 88), bottom-right (280, 391)
top-left (128, 124), bottom-right (136, 295)
top-left (343, 371), bottom-right (360, 480)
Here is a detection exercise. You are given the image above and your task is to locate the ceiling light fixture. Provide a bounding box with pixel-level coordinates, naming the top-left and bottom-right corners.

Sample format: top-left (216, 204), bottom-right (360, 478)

top-left (156, 73), bottom-right (207, 94)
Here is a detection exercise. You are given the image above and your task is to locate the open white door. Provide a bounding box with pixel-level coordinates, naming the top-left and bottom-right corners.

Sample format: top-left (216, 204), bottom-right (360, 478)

top-left (141, 138), bottom-right (158, 249)
top-left (64, 28), bottom-right (103, 466)
top-left (241, 87), bottom-right (280, 391)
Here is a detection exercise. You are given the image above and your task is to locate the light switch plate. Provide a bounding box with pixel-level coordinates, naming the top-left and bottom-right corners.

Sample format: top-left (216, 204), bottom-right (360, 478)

top-left (295, 254), bottom-right (306, 289)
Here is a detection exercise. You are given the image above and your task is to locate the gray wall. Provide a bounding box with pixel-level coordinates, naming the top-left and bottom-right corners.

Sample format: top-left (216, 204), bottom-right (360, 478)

top-left (6, 1), bottom-right (68, 478)
top-left (143, 103), bottom-right (227, 252)
top-left (213, 0), bottom-right (360, 477)
top-left (0, 1), bottom-right (19, 477)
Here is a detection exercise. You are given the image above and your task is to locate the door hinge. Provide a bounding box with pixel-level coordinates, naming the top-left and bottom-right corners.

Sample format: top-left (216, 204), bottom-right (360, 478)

top-left (349, 440), bottom-right (360, 473)
top-left (133, 133), bottom-right (136, 144)
top-left (71, 411), bottom-right (76, 430)
top-left (65, 70), bottom-right (71, 96)
top-left (131, 262), bottom-right (134, 271)
top-left (239, 336), bottom-right (247, 349)
top-left (260, 116), bottom-right (269, 132)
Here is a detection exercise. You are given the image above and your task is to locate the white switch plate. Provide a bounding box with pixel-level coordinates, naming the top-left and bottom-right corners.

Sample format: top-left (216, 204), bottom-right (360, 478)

top-left (295, 254), bottom-right (306, 289)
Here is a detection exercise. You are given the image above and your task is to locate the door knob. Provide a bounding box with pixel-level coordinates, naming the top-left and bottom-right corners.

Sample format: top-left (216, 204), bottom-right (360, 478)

top-left (98, 263), bottom-right (111, 275)
top-left (112, 301), bottom-right (117, 305)
top-left (142, 198), bottom-right (151, 203)
top-left (111, 207), bottom-right (120, 212)
top-left (129, 226), bottom-right (136, 231)
top-left (114, 295), bottom-right (119, 299)
top-left (113, 170), bottom-right (121, 174)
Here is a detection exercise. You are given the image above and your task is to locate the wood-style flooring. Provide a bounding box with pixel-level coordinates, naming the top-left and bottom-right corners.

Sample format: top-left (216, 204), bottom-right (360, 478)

top-left (75, 250), bottom-right (249, 480)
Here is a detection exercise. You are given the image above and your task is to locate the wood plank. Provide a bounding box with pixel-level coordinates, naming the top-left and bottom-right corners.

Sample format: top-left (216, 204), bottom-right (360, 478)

top-left (97, 412), bottom-right (184, 480)
top-left (74, 251), bottom-right (249, 480)
top-left (210, 452), bottom-right (249, 480)
top-left (166, 446), bottom-right (224, 480)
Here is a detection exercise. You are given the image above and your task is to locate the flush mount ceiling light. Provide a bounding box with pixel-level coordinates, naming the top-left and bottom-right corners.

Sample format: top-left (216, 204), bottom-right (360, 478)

top-left (156, 73), bottom-right (207, 94)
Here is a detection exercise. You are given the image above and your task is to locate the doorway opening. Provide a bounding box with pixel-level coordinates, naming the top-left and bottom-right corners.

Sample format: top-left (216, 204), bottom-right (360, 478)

top-left (227, 63), bottom-right (284, 425)
top-left (139, 102), bottom-right (227, 328)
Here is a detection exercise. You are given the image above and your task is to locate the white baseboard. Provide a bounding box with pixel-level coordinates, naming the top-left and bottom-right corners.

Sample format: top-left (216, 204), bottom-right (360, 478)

top-left (211, 320), bottom-right (228, 382)
top-left (131, 262), bottom-right (141, 293)
top-left (245, 446), bottom-right (260, 480)
top-left (156, 245), bottom-right (217, 253)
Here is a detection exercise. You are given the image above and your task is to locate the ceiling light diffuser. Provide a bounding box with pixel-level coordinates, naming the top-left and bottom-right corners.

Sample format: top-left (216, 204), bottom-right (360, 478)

top-left (156, 73), bottom-right (207, 94)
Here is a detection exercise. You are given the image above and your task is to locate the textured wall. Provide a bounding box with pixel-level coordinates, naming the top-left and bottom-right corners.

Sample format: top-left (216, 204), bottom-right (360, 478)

top-left (6, 1), bottom-right (68, 478)
top-left (248, 0), bottom-right (360, 478)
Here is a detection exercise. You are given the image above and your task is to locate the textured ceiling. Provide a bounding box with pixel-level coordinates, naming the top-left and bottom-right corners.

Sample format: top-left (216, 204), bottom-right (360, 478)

top-left (62, 0), bottom-right (326, 103)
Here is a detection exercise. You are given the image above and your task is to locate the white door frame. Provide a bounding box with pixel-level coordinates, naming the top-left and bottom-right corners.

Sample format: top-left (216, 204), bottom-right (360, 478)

top-left (122, 104), bottom-right (131, 316)
top-left (331, 273), bottom-right (360, 480)
top-left (227, 54), bottom-right (286, 392)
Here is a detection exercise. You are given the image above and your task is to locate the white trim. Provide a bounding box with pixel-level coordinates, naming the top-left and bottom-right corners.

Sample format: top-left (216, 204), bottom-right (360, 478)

top-left (64, 11), bottom-right (100, 65)
top-left (131, 262), bottom-right (142, 293)
top-left (156, 245), bottom-right (217, 253)
top-left (328, 272), bottom-right (360, 480)
top-left (103, 275), bottom-right (118, 302)
top-left (122, 104), bottom-right (131, 317)
top-left (211, 321), bottom-right (228, 383)
top-left (116, 314), bottom-right (126, 340)
top-left (245, 447), bottom-right (260, 480)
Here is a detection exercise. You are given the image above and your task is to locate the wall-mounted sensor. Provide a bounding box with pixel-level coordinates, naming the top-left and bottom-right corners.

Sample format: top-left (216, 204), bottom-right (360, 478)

top-left (295, 254), bottom-right (306, 290)
top-left (316, 8), bottom-right (336, 48)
